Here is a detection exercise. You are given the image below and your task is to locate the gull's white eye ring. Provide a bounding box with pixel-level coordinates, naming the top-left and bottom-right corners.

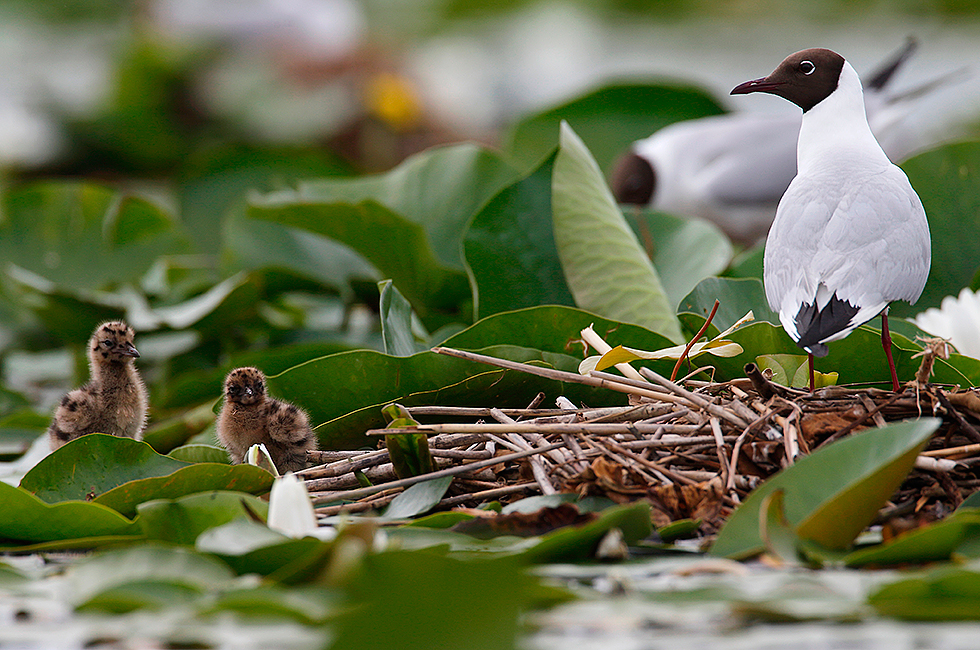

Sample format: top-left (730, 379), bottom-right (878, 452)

top-left (800, 60), bottom-right (815, 75)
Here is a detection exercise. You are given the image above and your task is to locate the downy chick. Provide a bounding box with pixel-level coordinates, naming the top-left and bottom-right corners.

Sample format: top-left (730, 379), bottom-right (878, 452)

top-left (217, 367), bottom-right (318, 473)
top-left (48, 321), bottom-right (149, 450)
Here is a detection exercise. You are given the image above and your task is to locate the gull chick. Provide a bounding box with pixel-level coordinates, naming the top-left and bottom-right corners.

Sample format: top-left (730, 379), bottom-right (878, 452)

top-left (217, 367), bottom-right (318, 473)
top-left (48, 321), bottom-right (148, 450)
top-left (731, 48), bottom-right (931, 391)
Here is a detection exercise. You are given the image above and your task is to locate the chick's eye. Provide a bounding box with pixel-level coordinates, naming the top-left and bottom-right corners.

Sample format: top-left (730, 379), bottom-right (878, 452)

top-left (102, 340), bottom-right (115, 348)
top-left (800, 60), bottom-right (815, 75)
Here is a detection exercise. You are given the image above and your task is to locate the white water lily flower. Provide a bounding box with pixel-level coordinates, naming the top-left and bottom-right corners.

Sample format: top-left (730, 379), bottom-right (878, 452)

top-left (579, 312), bottom-right (752, 375)
top-left (267, 472), bottom-right (336, 541)
top-left (914, 287), bottom-right (980, 359)
top-left (245, 442), bottom-right (279, 477)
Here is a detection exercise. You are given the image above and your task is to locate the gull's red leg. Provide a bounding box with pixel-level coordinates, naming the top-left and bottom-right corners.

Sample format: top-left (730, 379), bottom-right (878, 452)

top-left (808, 352), bottom-right (815, 393)
top-left (881, 312), bottom-right (900, 391)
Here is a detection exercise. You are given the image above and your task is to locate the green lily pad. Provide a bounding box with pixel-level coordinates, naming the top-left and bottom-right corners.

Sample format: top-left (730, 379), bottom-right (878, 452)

top-left (552, 122), bottom-right (683, 343)
top-left (0, 480), bottom-right (139, 544)
top-left (505, 81), bottom-right (726, 173)
top-left (137, 490), bottom-right (271, 545)
top-left (464, 149), bottom-right (576, 320)
top-left (20, 434), bottom-right (190, 504)
top-left (869, 566), bottom-right (980, 620)
top-left (711, 418), bottom-right (939, 559)
top-left (95, 463), bottom-right (274, 518)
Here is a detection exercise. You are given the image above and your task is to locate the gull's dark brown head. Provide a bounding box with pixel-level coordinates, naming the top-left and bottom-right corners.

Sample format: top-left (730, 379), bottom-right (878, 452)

top-left (90, 321), bottom-right (140, 363)
top-left (731, 48), bottom-right (846, 112)
top-left (610, 151), bottom-right (656, 206)
top-left (224, 367), bottom-right (267, 406)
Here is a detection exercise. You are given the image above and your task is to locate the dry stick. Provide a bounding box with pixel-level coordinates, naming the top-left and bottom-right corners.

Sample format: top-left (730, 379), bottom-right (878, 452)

top-left (367, 422), bottom-right (702, 436)
top-left (671, 299), bottom-right (719, 382)
top-left (490, 408), bottom-right (556, 494)
top-left (818, 392), bottom-right (906, 447)
top-left (407, 406), bottom-right (573, 418)
top-left (561, 434), bottom-right (590, 473)
top-left (588, 437), bottom-right (673, 486)
top-left (433, 346), bottom-right (683, 403)
top-left (310, 441), bottom-right (566, 505)
top-left (934, 388), bottom-right (980, 444)
top-left (922, 442), bottom-right (980, 458)
top-left (636, 367), bottom-right (750, 429)
top-left (437, 483), bottom-right (538, 508)
top-left (490, 407), bottom-right (569, 467)
top-left (599, 436), bottom-right (696, 486)
top-left (708, 416), bottom-right (730, 489)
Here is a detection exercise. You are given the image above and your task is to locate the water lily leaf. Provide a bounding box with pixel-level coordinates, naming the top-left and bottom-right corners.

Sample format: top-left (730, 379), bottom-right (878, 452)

top-left (332, 551), bottom-right (536, 650)
top-left (137, 490), bottom-right (270, 545)
top-left (168, 444), bottom-right (230, 464)
top-left (522, 501), bottom-right (653, 563)
top-left (626, 210), bottom-right (733, 310)
top-left (869, 566), bottom-right (980, 620)
top-left (66, 543), bottom-right (235, 608)
top-left (248, 143), bottom-right (518, 328)
top-left (679, 277), bottom-right (780, 334)
top-left (206, 584), bottom-right (336, 624)
top-left (382, 403), bottom-right (435, 479)
top-left (0, 481), bottom-right (139, 544)
top-left (553, 122), bottom-right (683, 343)
top-left (505, 81), bottom-right (726, 173)
top-left (711, 418), bottom-right (940, 559)
top-left (0, 182), bottom-right (185, 292)
top-left (381, 476), bottom-right (454, 520)
top-left (760, 490), bottom-right (805, 566)
top-left (94, 463), bottom-right (274, 518)
top-left (844, 510), bottom-right (980, 567)
top-left (464, 150), bottom-right (575, 320)
top-left (379, 279), bottom-right (426, 356)
top-left (77, 580), bottom-right (205, 614)
top-left (897, 140), bottom-right (980, 316)
top-left (20, 434), bottom-right (189, 504)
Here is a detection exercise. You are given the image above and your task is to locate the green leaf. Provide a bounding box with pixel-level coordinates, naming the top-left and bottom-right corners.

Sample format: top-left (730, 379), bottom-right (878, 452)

top-left (382, 476), bottom-right (454, 519)
top-left (711, 418), bottom-right (939, 559)
top-left (523, 501), bottom-right (653, 563)
top-left (167, 443), bottom-right (230, 464)
top-left (20, 434), bottom-right (190, 504)
top-left (678, 277), bottom-right (780, 334)
top-left (248, 143), bottom-right (518, 328)
top-left (897, 140), bottom-right (980, 316)
top-left (869, 567), bottom-right (980, 620)
top-left (137, 490), bottom-right (270, 545)
top-left (379, 279), bottom-right (426, 357)
top-left (626, 210), bottom-right (732, 310)
top-left (464, 150), bottom-right (575, 320)
top-left (331, 552), bottom-right (536, 650)
top-left (77, 580), bottom-right (205, 614)
top-left (0, 182), bottom-right (186, 292)
top-left (844, 510), bottom-right (980, 567)
top-left (94, 463), bottom-right (275, 518)
top-left (66, 543), bottom-right (235, 608)
top-left (552, 122), bottom-right (683, 343)
top-left (759, 490), bottom-right (805, 565)
top-left (505, 81), bottom-right (726, 173)
top-left (0, 481), bottom-right (139, 544)
top-left (206, 584), bottom-right (335, 624)
top-left (382, 403), bottom-right (435, 478)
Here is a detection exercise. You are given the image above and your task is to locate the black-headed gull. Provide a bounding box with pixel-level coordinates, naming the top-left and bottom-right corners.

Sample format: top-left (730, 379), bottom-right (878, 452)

top-left (730, 48), bottom-right (931, 392)
top-left (612, 40), bottom-right (948, 244)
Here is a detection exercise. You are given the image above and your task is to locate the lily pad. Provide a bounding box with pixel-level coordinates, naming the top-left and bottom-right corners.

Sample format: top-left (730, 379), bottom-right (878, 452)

top-left (137, 490), bottom-right (271, 545)
top-left (552, 122), bottom-right (683, 343)
top-left (711, 418), bottom-right (939, 559)
top-left (20, 434), bottom-right (190, 504)
top-left (0, 480), bottom-right (139, 544)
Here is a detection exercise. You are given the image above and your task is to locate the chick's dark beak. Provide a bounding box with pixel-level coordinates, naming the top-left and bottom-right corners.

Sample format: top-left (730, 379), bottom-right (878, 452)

top-left (119, 343), bottom-right (140, 358)
top-left (731, 76), bottom-right (783, 95)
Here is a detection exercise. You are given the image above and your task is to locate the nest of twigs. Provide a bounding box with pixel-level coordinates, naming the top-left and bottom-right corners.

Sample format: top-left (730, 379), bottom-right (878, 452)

top-left (297, 338), bottom-right (980, 542)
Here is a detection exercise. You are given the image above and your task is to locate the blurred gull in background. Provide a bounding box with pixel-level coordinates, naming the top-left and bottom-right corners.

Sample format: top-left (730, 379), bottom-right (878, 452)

top-left (611, 39), bottom-right (970, 244)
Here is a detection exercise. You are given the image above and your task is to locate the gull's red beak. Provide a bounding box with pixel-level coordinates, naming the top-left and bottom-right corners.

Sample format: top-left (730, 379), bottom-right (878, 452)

top-left (731, 76), bottom-right (784, 95)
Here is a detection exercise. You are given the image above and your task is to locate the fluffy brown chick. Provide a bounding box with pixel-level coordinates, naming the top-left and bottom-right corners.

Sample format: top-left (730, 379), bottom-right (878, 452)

top-left (48, 321), bottom-right (149, 450)
top-left (216, 367), bottom-right (318, 473)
